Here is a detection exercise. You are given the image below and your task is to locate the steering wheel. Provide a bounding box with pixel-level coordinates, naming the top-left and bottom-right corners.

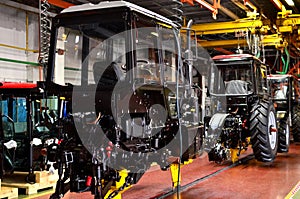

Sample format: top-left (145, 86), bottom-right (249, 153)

top-left (121, 59), bottom-right (153, 70)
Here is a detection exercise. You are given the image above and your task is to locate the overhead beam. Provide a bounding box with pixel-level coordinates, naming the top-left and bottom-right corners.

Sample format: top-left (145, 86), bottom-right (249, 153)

top-left (270, 0), bottom-right (283, 10)
top-left (0, 0), bottom-right (57, 17)
top-left (199, 39), bottom-right (247, 48)
top-left (181, 0), bottom-right (219, 19)
top-left (207, 0), bottom-right (239, 20)
top-left (198, 34), bottom-right (286, 48)
top-left (191, 18), bottom-right (266, 35)
top-left (48, 0), bottom-right (74, 9)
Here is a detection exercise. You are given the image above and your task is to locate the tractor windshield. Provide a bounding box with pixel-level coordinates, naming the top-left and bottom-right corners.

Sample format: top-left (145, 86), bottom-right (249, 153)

top-left (210, 63), bottom-right (253, 95)
top-left (269, 76), bottom-right (289, 100)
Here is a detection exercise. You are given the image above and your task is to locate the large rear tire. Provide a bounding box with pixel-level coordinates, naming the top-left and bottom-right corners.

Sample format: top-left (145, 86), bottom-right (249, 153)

top-left (277, 116), bottom-right (290, 153)
top-left (292, 104), bottom-right (300, 142)
top-left (250, 101), bottom-right (278, 162)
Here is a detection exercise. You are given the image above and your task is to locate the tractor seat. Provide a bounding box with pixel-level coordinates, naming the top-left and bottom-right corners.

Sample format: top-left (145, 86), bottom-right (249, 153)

top-left (93, 61), bottom-right (124, 85)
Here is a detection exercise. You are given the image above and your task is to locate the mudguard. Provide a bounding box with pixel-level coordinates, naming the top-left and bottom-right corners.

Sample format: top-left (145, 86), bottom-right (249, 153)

top-left (204, 113), bottom-right (229, 152)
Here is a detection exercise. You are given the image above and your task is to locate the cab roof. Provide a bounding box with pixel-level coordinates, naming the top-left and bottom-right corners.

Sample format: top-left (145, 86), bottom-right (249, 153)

top-left (267, 74), bottom-right (292, 79)
top-left (61, 1), bottom-right (177, 28)
top-left (0, 82), bottom-right (37, 89)
top-left (213, 54), bottom-right (261, 62)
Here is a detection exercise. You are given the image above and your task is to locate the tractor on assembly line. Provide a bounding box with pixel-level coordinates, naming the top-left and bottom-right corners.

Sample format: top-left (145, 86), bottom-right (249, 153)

top-left (39, 1), bottom-right (205, 199)
top-left (204, 54), bottom-right (279, 163)
top-left (268, 74), bottom-right (300, 146)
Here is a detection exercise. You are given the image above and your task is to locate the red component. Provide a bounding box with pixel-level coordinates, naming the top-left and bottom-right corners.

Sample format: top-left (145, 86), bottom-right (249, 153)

top-left (242, 119), bottom-right (248, 129)
top-left (57, 139), bottom-right (63, 145)
top-left (214, 48), bottom-right (234, 55)
top-left (0, 82), bottom-right (37, 89)
top-left (40, 148), bottom-right (47, 156)
top-left (107, 151), bottom-right (111, 158)
top-left (270, 127), bottom-right (277, 133)
top-left (181, 0), bottom-right (194, 6)
top-left (48, 0), bottom-right (74, 9)
top-left (106, 146), bottom-right (112, 151)
top-left (213, 54), bottom-right (253, 61)
top-left (108, 141), bottom-right (113, 147)
top-left (85, 176), bottom-right (92, 186)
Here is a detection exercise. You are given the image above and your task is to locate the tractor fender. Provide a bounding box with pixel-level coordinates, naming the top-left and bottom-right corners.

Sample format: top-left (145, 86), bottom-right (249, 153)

top-left (209, 113), bottom-right (230, 130)
top-left (204, 113), bottom-right (230, 152)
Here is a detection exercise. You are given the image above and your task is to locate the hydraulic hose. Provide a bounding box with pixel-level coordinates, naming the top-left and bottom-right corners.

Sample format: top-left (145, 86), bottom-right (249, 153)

top-left (278, 47), bottom-right (290, 74)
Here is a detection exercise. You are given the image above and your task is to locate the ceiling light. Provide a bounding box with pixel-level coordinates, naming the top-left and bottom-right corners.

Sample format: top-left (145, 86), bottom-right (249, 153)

top-left (285, 0), bottom-right (295, 6)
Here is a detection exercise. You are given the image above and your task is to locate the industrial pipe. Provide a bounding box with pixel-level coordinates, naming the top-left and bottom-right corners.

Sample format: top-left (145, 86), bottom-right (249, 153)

top-left (0, 43), bottom-right (38, 53)
top-left (278, 47), bottom-right (290, 74)
top-left (0, 57), bottom-right (40, 66)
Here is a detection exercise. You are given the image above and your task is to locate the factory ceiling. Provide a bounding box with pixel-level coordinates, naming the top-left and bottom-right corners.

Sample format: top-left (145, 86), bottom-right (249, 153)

top-left (3, 0), bottom-right (300, 60)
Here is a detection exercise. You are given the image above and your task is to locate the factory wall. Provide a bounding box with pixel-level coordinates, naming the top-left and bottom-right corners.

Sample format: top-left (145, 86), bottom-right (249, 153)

top-left (0, 4), bottom-right (40, 82)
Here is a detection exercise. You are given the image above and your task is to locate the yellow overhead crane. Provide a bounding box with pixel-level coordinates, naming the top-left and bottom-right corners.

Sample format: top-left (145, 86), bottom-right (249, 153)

top-left (190, 18), bottom-right (269, 35)
top-left (182, 14), bottom-right (272, 49)
top-left (276, 10), bottom-right (300, 53)
top-left (183, 12), bottom-right (296, 50)
top-left (277, 10), bottom-right (300, 33)
top-left (198, 34), bottom-right (287, 49)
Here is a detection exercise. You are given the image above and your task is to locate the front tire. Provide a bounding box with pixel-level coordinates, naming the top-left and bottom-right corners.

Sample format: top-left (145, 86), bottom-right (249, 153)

top-left (250, 101), bottom-right (278, 162)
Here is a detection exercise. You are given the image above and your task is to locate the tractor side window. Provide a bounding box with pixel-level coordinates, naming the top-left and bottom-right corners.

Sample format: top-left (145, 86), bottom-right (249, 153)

top-left (1, 115), bottom-right (14, 140)
top-left (209, 64), bottom-right (224, 94)
top-left (161, 27), bottom-right (177, 83)
top-left (134, 25), bottom-right (160, 84)
top-left (256, 63), bottom-right (268, 96)
top-left (54, 27), bottom-right (83, 86)
top-left (54, 20), bottom-right (126, 86)
top-left (12, 98), bottom-right (27, 134)
top-left (270, 77), bottom-right (288, 100)
top-left (0, 98), bottom-right (27, 135)
top-left (1, 100), bottom-right (14, 140)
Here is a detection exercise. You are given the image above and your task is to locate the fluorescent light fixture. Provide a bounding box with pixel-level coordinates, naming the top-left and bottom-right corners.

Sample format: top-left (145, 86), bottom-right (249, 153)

top-left (285, 0), bottom-right (295, 6)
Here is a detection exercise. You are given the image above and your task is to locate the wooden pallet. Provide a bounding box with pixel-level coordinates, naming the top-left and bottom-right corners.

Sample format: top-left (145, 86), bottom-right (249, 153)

top-left (0, 179), bottom-right (18, 199)
top-left (1, 170), bottom-right (58, 195)
top-left (0, 186), bottom-right (18, 199)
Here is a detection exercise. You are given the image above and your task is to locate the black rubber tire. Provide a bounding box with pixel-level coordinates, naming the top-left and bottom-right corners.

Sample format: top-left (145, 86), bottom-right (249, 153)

top-left (292, 104), bottom-right (300, 142)
top-left (250, 101), bottom-right (278, 162)
top-left (277, 116), bottom-right (290, 153)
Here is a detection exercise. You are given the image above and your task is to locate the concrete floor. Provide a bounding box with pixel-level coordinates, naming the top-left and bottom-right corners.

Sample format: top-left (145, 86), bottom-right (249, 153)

top-left (31, 143), bottom-right (300, 199)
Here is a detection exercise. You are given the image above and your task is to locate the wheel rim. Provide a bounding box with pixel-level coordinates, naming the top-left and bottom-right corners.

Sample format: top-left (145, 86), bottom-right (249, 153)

top-left (286, 124), bottom-right (290, 146)
top-left (268, 111), bottom-right (277, 150)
